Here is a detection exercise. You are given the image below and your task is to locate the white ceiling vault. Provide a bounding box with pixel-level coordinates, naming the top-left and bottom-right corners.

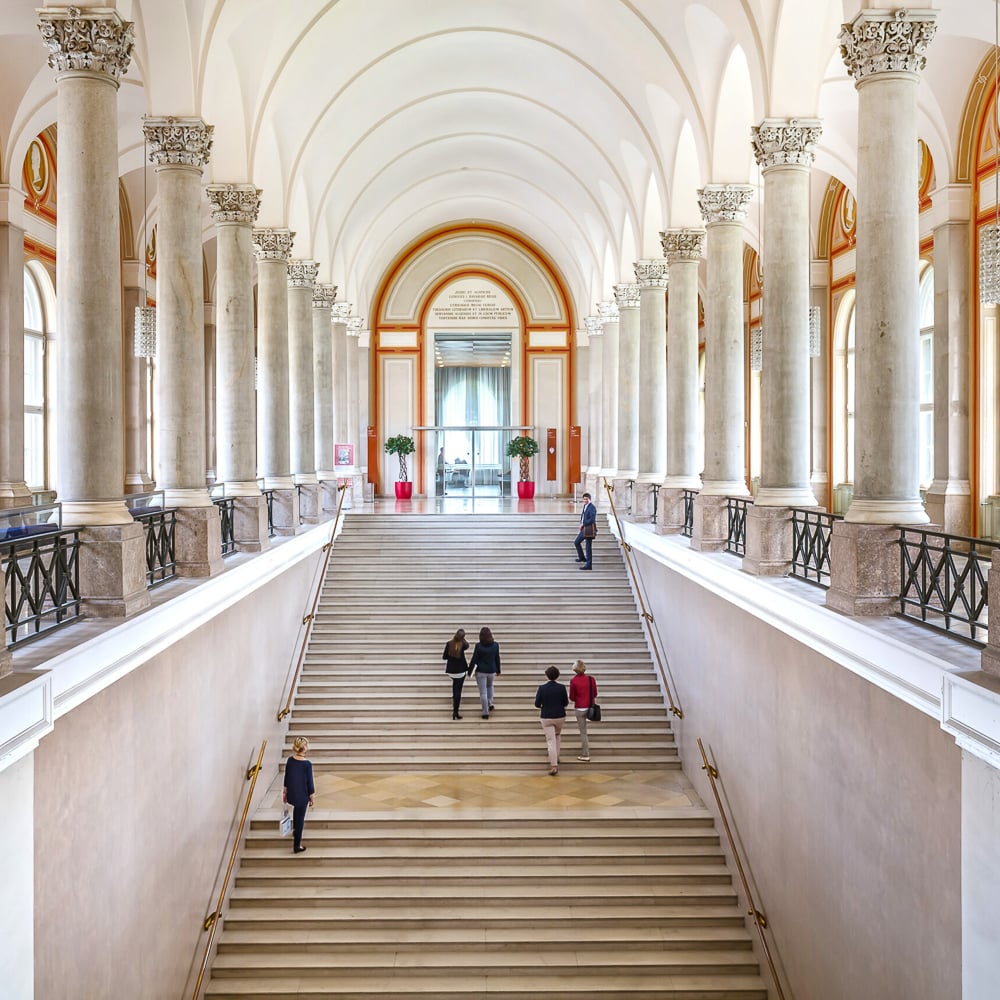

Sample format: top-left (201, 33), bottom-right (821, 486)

top-left (1, 1), bottom-right (996, 321)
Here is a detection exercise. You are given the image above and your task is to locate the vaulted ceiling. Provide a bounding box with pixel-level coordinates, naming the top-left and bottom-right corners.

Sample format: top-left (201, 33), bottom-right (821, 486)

top-left (0, 1), bottom-right (995, 321)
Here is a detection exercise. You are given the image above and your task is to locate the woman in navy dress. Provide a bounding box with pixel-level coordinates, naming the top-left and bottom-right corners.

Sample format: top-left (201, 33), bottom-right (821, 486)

top-left (442, 628), bottom-right (470, 719)
top-left (282, 736), bottom-right (315, 854)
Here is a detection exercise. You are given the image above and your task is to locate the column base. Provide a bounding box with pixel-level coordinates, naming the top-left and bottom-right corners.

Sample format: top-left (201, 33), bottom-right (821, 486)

top-left (754, 485), bottom-right (817, 508)
top-left (825, 521), bottom-right (900, 617)
top-left (270, 487), bottom-right (301, 535)
top-left (62, 499), bottom-right (134, 526)
top-left (690, 494), bottom-right (730, 552)
top-left (163, 487), bottom-right (214, 509)
top-left (233, 495), bottom-right (270, 554)
top-left (655, 488), bottom-right (687, 535)
top-left (924, 479), bottom-right (972, 537)
top-left (742, 505), bottom-right (793, 576)
top-left (844, 496), bottom-right (929, 525)
top-left (630, 483), bottom-right (657, 523)
top-left (175, 507), bottom-right (225, 578)
top-left (124, 474), bottom-right (154, 495)
top-left (983, 552), bottom-right (1000, 678)
top-left (218, 480), bottom-right (264, 498)
top-left (297, 483), bottom-right (321, 524)
top-left (699, 479), bottom-right (750, 498)
top-left (79, 523), bottom-right (151, 619)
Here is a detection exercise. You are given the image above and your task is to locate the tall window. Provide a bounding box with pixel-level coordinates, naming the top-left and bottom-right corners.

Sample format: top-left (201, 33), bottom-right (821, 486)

top-left (23, 263), bottom-right (53, 491)
top-left (918, 264), bottom-right (934, 490)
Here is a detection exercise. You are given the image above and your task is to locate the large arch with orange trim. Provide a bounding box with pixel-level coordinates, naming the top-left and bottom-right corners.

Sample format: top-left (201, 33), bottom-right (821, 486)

top-left (368, 222), bottom-right (576, 496)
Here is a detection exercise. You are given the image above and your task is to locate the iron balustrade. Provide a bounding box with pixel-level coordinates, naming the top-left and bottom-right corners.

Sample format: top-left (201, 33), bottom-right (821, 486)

top-left (214, 498), bottom-right (236, 556)
top-left (898, 527), bottom-right (996, 644)
top-left (791, 508), bottom-right (843, 588)
top-left (134, 508), bottom-right (177, 586)
top-left (262, 490), bottom-right (276, 537)
top-left (3, 528), bottom-right (82, 647)
top-left (650, 484), bottom-right (660, 524)
top-left (682, 489), bottom-right (698, 538)
top-left (725, 496), bottom-right (750, 556)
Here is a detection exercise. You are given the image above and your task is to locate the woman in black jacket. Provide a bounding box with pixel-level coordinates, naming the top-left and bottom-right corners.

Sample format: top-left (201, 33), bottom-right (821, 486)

top-left (534, 665), bottom-right (569, 775)
top-left (442, 628), bottom-right (470, 719)
top-left (469, 626), bottom-right (501, 719)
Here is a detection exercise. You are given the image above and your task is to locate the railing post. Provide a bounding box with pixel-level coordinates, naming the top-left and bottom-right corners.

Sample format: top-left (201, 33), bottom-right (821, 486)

top-left (742, 504), bottom-right (794, 576)
top-left (982, 550), bottom-right (1000, 677)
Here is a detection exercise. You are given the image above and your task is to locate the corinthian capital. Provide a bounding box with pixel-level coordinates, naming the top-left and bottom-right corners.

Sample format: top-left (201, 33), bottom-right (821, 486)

top-left (584, 315), bottom-right (603, 337)
top-left (332, 303), bottom-right (353, 321)
top-left (347, 317), bottom-right (364, 336)
top-left (596, 300), bottom-right (619, 323)
top-left (751, 119), bottom-right (822, 169)
top-left (839, 8), bottom-right (937, 82)
top-left (206, 184), bottom-right (261, 226)
top-left (613, 283), bottom-right (640, 310)
top-left (313, 283), bottom-right (338, 308)
top-left (697, 185), bottom-right (754, 226)
top-left (287, 260), bottom-right (319, 288)
top-left (660, 229), bottom-right (706, 262)
top-left (144, 116), bottom-right (214, 170)
top-left (634, 260), bottom-right (669, 288)
top-left (252, 228), bottom-right (294, 261)
top-left (38, 6), bottom-right (134, 81)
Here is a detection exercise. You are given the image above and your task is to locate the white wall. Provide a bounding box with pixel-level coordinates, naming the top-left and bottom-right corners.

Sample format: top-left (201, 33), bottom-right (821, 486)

top-left (0, 753), bottom-right (33, 1000)
top-left (631, 542), bottom-right (962, 1000)
top-left (29, 544), bottom-right (321, 1000)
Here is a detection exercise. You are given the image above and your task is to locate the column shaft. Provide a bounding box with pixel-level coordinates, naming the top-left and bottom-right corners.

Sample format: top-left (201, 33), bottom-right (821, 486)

top-left (0, 221), bottom-right (30, 507)
top-left (331, 309), bottom-right (349, 454)
top-left (288, 261), bottom-right (319, 485)
top-left (122, 279), bottom-right (152, 493)
top-left (635, 261), bottom-right (667, 484)
top-left (598, 303), bottom-right (619, 478)
top-left (585, 316), bottom-right (603, 493)
top-left (614, 284), bottom-right (640, 478)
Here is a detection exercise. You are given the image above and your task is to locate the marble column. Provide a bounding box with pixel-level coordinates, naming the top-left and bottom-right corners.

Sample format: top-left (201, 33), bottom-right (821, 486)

top-left (122, 275), bottom-right (153, 495)
top-left (288, 260), bottom-right (320, 523)
top-left (204, 305), bottom-right (216, 486)
top-left (355, 325), bottom-right (371, 505)
top-left (658, 229), bottom-right (705, 534)
top-left (0, 219), bottom-right (31, 508)
top-left (312, 284), bottom-right (338, 514)
top-left (632, 260), bottom-right (668, 522)
top-left (597, 299), bottom-right (620, 489)
top-left (925, 185), bottom-right (972, 536)
top-left (828, 8), bottom-right (937, 615)
top-left (144, 115), bottom-right (221, 578)
top-left (331, 303), bottom-right (351, 508)
top-left (809, 263), bottom-right (830, 505)
top-left (691, 184), bottom-right (754, 552)
top-left (37, 7), bottom-right (149, 617)
top-left (252, 228), bottom-right (299, 533)
top-left (584, 315), bottom-right (603, 499)
top-left (207, 183), bottom-right (268, 552)
top-left (613, 283), bottom-right (640, 504)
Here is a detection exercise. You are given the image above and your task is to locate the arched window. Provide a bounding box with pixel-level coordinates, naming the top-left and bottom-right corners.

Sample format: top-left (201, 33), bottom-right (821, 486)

top-left (23, 262), bottom-right (54, 492)
top-left (831, 289), bottom-right (856, 512)
top-left (918, 264), bottom-right (934, 490)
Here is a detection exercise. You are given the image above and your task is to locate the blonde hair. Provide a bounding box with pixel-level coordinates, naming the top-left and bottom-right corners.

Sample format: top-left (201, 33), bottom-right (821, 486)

top-left (292, 737), bottom-right (309, 754)
top-left (572, 659), bottom-right (587, 674)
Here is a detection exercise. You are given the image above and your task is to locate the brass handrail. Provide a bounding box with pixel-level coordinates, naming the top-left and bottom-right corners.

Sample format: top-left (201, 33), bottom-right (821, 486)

top-left (191, 738), bottom-right (267, 1000)
top-left (602, 477), bottom-right (683, 718)
top-left (697, 738), bottom-right (788, 1000)
top-left (276, 482), bottom-right (348, 722)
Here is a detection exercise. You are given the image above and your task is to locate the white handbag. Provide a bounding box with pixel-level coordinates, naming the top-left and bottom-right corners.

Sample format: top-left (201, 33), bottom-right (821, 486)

top-left (279, 805), bottom-right (292, 837)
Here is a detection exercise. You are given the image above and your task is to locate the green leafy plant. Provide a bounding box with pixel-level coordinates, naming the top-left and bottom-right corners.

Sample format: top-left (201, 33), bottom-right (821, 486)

top-left (384, 434), bottom-right (415, 481)
top-left (505, 435), bottom-right (539, 482)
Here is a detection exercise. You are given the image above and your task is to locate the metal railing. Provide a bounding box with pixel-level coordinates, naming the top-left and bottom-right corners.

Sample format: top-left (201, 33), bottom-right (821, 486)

top-left (898, 527), bottom-right (996, 644)
top-left (214, 498), bottom-right (236, 556)
top-left (726, 496), bottom-right (750, 557)
top-left (3, 528), bottom-right (82, 647)
top-left (134, 507), bottom-right (177, 586)
top-left (697, 738), bottom-right (789, 1000)
top-left (191, 739), bottom-right (266, 1000)
top-left (602, 477), bottom-right (683, 718)
top-left (650, 484), bottom-right (660, 524)
top-left (276, 483), bottom-right (348, 722)
top-left (682, 489), bottom-right (698, 538)
top-left (790, 509), bottom-right (843, 588)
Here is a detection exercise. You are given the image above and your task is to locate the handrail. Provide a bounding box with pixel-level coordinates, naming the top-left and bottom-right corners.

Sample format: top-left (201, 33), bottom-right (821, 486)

top-left (602, 477), bottom-right (683, 718)
top-left (191, 738), bottom-right (267, 1000)
top-left (276, 482), bottom-right (349, 722)
top-left (697, 738), bottom-right (788, 1000)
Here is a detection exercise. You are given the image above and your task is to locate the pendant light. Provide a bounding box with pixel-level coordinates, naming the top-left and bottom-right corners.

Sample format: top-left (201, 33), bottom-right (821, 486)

top-left (133, 122), bottom-right (156, 357)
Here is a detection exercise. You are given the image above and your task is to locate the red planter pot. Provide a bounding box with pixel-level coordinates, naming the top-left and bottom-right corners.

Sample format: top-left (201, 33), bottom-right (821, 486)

top-left (516, 481), bottom-right (535, 500)
top-left (394, 481), bottom-right (413, 500)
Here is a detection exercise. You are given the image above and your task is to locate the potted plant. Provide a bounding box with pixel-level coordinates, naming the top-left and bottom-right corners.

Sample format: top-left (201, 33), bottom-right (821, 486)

top-left (384, 433), bottom-right (416, 499)
top-left (505, 434), bottom-right (540, 499)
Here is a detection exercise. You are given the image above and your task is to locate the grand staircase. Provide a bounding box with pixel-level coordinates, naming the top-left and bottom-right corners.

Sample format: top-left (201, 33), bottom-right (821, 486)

top-left (205, 512), bottom-right (768, 999)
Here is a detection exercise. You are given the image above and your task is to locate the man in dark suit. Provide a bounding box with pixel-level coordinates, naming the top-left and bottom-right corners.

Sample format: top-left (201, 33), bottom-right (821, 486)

top-left (574, 492), bottom-right (597, 570)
